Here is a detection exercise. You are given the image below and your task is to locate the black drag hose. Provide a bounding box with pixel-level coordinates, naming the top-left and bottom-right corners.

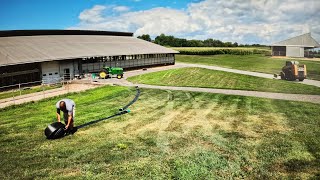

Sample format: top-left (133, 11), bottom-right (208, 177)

top-left (119, 86), bottom-right (140, 111)
top-left (76, 86), bottom-right (140, 129)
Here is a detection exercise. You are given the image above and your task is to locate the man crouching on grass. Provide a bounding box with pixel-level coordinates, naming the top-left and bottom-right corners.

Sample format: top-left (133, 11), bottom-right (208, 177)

top-left (56, 99), bottom-right (77, 134)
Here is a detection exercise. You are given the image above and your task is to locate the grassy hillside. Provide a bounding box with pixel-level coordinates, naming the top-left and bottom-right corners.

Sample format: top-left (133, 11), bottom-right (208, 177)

top-left (128, 67), bottom-right (320, 95)
top-left (0, 84), bottom-right (62, 100)
top-left (0, 86), bottom-right (320, 179)
top-left (175, 54), bottom-right (320, 80)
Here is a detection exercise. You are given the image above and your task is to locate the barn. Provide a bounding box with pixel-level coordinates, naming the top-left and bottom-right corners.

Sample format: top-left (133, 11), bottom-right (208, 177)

top-left (0, 30), bottom-right (178, 87)
top-left (271, 33), bottom-right (320, 58)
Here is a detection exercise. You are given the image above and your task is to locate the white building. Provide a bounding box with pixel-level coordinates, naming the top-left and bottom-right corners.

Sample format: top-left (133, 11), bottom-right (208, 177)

top-left (0, 30), bottom-right (178, 87)
top-left (271, 33), bottom-right (320, 58)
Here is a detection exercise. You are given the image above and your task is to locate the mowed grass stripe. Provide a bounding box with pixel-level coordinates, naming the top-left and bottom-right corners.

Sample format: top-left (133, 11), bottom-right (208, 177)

top-left (0, 86), bottom-right (320, 179)
top-left (128, 67), bottom-right (320, 95)
top-left (175, 54), bottom-right (320, 80)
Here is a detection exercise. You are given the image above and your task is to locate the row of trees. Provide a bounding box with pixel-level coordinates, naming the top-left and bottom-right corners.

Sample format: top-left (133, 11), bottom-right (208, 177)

top-left (137, 34), bottom-right (266, 47)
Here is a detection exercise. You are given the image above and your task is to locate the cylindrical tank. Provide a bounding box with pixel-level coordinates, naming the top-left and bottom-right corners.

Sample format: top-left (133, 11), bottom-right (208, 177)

top-left (44, 122), bottom-right (66, 139)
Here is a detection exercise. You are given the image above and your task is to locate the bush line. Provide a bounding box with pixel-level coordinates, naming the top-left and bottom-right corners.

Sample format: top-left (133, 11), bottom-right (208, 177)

top-left (174, 48), bottom-right (271, 55)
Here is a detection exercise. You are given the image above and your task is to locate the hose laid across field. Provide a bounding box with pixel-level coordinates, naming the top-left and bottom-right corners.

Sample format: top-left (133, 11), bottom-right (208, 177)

top-left (76, 86), bottom-right (140, 129)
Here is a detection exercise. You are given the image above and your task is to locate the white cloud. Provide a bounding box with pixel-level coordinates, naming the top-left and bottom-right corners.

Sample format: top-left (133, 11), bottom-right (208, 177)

top-left (70, 0), bottom-right (320, 44)
top-left (79, 5), bottom-right (106, 23)
top-left (113, 6), bottom-right (130, 12)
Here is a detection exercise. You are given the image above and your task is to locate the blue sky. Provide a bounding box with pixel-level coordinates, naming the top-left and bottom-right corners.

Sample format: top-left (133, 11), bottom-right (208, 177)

top-left (1, 0), bottom-right (319, 44)
top-left (0, 0), bottom-right (192, 29)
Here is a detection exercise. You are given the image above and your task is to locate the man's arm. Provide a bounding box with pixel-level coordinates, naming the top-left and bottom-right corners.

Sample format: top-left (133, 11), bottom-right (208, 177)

top-left (65, 114), bottom-right (72, 129)
top-left (56, 109), bottom-right (61, 122)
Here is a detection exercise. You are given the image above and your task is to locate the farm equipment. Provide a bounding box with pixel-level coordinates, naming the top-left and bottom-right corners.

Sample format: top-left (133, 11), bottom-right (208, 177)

top-left (99, 66), bottom-right (124, 79)
top-left (276, 61), bottom-right (307, 81)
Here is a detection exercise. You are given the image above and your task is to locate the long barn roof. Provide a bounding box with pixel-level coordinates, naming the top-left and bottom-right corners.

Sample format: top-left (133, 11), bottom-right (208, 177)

top-left (0, 30), bottom-right (178, 67)
top-left (272, 33), bottom-right (320, 47)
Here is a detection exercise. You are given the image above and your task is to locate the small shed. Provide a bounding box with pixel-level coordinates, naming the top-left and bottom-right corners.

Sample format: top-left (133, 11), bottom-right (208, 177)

top-left (271, 33), bottom-right (320, 58)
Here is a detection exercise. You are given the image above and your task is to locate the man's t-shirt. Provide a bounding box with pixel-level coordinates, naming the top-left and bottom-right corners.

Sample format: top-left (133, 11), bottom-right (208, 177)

top-left (56, 99), bottom-right (75, 115)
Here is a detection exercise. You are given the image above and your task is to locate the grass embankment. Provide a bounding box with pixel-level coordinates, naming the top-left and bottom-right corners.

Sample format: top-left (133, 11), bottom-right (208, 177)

top-left (0, 85), bottom-right (320, 179)
top-left (172, 47), bottom-right (271, 55)
top-left (0, 84), bottom-right (62, 100)
top-left (128, 67), bottom-right (320, 95)
top-left (176, 54), bottom-right (320, 80)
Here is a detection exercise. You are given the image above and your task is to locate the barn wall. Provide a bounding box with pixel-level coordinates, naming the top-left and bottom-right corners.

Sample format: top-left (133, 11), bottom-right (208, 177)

top-left (81, 54), bottom-right (175, 73)
top-left (41, 61), bottom-right (60, 84)
top-left (59, 60), bottom-right (79, 80)
top-left (272, 46), bottom-right (286, 56)
top-left (0, 63), bottom-right (41, 88)
top-left (2, 53), bottom-right (175, 86)
top-left (286, 46), bottom-right (304, 57)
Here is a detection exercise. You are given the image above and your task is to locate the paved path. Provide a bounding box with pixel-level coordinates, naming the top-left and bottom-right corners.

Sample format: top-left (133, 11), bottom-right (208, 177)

top-left (2, 63), bottom-right (320, 108)
top-left (95, 63), bottom-right (320, 104)
top-left (105, 62), bottom-right (320, 88)
top-left (93, 79), bottom-right (320, 104)
top-left (133, 84), bottom-right (320, 104)
top-left (177, 63), bottom-right (320, 88)
top-left (0, 84), bottom-right (100, 109)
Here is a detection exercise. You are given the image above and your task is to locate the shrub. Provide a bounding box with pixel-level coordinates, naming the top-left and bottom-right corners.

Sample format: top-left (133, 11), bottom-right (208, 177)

top-left (173, 47), bottom-right (271, 56)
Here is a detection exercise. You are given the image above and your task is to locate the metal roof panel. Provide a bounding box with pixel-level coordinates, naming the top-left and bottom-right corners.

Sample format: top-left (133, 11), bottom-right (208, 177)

top-left (0, 35), bottom-right (178, 66)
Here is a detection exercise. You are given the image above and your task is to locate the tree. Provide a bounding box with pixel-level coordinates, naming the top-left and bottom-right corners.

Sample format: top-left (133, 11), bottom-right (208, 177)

top-left (203, 38), bottom-right (214, 47)
top-left (212, 40), bottom-right (223, 47)
top-left (155, 34), bottom-right (168, 46)
top-left (233, 42), bottom-right (238, 47)
top-left (153, 34), bottom-right (264, 47)
top-left (224, 42), bottom-right (233, 47)
top-left (137, 34), bottom-right (151, 42)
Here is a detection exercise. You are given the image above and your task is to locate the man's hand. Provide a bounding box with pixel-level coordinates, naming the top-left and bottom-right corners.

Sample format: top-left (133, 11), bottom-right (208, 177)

top-left (65, 125), bottom-right (69, 130)
top-left (65, 114), bottom-right (72, 130)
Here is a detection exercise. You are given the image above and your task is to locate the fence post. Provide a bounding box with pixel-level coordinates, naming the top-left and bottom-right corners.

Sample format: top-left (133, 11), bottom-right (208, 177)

top-left (42, 84), bottom-right (45, 98)
top-left (19, 83), bottom-right (21, 96)
top-left (12, 89), bottom-right (15, 105)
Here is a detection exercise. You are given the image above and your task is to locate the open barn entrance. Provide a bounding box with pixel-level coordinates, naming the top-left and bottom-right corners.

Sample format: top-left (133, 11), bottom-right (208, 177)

top-left (0, 63), bottom-right (41, 89)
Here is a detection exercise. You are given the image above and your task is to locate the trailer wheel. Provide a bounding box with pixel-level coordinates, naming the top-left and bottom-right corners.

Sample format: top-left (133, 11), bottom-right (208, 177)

top-left (298, 78), bottom-right (304, 81)
top-left (117, 75), bottom-right (122, 79)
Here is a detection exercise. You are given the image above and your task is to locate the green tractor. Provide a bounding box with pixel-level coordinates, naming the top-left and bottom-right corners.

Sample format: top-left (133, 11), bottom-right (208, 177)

top-left (99, 66), bottom-right (124, 79)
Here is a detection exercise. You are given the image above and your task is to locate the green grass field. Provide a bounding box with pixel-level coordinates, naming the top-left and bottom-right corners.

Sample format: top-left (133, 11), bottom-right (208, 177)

top-left (128, 67), bottom-right (320, 95)
top-left (0, 84), bottom-right (62, 100)
top-left (1, 85), bottom-right (320, 179)
top-left (176, 54), bottom-right (320, 80)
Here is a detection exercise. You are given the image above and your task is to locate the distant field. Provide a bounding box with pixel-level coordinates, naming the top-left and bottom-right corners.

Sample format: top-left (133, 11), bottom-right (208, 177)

top-left (172, 47), bottom-right (271, 55)
top-left (1, 86), bottom-right (320, 179)
top-left (175, 54), bottom-right (320, 80)
top-left (128, 67), bottom-right (320, 95)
